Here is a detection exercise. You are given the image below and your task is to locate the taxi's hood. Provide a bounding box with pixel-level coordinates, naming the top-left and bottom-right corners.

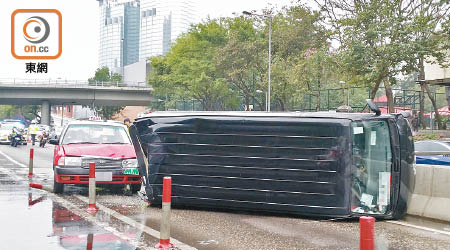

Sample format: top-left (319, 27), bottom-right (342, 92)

top-left (61, 144), bottom-right (136, 159)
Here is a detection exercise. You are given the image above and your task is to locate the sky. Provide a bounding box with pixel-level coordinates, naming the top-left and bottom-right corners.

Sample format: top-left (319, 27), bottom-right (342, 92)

top-left (0, 0), bottom-right (293, 81)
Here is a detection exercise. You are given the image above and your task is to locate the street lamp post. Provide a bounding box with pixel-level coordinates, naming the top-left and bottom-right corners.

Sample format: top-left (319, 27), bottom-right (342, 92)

top-left (243, 11), bottom-right (272, 112)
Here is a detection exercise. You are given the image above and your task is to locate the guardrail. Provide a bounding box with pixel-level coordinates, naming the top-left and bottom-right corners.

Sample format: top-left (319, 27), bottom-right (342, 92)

top-left (0, 78), bottom-right (151, 89)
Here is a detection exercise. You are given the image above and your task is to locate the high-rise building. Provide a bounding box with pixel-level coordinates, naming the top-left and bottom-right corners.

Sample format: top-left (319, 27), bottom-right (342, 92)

top-left (140, 0), bottom-right (196, 59)
top-left (98, 0), bottom-right (140, 71)
top-left (98, 0), bottom-right (196, 72)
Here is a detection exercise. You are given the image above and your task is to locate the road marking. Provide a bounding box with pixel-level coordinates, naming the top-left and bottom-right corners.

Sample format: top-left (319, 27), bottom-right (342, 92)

top-left (198, 240), bottom-right (219, 245)
top-left (76, 195), bottom-right (197, 250)
top-left (0, 154), bottom-right (151, 249)
top-left (387, 220), bottom-right (450, 237)
top-left (0, 149), bottom-right (197, 250)
top-left (0, 149), bottom-right (27, 168)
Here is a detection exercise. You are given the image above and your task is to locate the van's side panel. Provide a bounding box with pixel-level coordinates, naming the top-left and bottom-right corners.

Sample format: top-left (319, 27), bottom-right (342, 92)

top-left (136, 116), bottom-right (352, 216)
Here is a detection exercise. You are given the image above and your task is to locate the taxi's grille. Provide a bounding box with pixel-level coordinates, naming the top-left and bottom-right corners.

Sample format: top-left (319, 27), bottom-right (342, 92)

top-left (81, 158), bottom-right (122, 169)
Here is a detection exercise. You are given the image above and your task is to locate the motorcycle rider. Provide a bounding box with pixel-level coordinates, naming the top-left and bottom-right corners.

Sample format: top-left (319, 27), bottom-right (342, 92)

top-left (39, 131), bottom-right (49, 148)
top-left (10, 127), bottom-right (23, 147)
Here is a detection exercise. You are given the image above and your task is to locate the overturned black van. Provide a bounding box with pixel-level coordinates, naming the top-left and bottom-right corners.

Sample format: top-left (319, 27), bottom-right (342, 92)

top-left (129, 107), bottom-right (415, 219)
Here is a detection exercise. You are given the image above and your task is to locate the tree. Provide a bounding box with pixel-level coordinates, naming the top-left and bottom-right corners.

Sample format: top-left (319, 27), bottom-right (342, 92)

top-left (270, 5), bottom-right (331, 111)
top-left (96, 106), bottom-right (125, 120)
top-left (315, 0), bottom-right (450, 126)
top-left (149, 20), bottom-right (240, 111)
top-left (0, 105), bottom-right (40, 122)
top-left (217, 17), bottom-right (267, 110)
top-left (88, 67), bottom-right (124, 118)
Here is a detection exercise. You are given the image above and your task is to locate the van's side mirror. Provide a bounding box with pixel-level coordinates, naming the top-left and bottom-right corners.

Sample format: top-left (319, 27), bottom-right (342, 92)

top-left (49, 139), bottom-right (59, 145)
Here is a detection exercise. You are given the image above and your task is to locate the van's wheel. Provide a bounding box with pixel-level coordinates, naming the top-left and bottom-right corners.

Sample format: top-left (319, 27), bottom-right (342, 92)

top-left (53, 179), bottom-right (64, 194)
top-left (131, 184), bottom-right (141, 194)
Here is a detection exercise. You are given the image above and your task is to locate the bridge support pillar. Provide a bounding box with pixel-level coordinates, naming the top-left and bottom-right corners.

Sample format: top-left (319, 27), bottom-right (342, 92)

top-left (41, 100), bottom-right (51, 125)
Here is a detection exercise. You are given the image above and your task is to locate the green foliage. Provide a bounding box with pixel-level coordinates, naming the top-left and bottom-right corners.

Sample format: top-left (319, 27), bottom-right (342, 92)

top-left (0, 105), bottom-right (40, 122)
top-left (88, 67), bottom-right (122, 84)
top-left (0, 105), bottom-right (19, 120)
top-left (147, 1), bottom-right (450, 112)
top-left (149, 19), bottom-right (239, 110)
top-left (96, 106), bottom-right (125, 120)
top-left (149, 6), bottom-right (332, 111)
top-left (414, 132), bottom-right (439, 141)
top-left (88, 67), bottom-right (124, 118)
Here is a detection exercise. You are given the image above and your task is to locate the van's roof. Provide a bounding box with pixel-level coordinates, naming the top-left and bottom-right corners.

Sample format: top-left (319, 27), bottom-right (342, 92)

top-left (136, 111), bottom-right (394, 121)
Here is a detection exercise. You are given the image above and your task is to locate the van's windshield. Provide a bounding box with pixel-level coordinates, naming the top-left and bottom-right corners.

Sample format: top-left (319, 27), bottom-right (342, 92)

top-left (61, 124), bottom-right (130, 145)
top-left (351, 120), bottom-right (392, 215)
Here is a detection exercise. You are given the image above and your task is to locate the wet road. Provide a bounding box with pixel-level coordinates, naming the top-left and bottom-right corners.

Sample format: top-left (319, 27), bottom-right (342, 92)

top-left (1, 144), bottom-right (450, 249)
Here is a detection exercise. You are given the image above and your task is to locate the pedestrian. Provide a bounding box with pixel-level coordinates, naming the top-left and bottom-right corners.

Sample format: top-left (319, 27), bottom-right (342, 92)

top-left (124, 118), bottom-right (131, 127)
top-left (412, 114), bottom-right (419, 132)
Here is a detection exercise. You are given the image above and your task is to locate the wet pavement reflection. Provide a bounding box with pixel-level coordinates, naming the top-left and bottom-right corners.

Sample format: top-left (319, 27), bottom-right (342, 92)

top-left (0, 163), bottom-right (148, 250)
top-left (52, 203), bottom-right (137, 250)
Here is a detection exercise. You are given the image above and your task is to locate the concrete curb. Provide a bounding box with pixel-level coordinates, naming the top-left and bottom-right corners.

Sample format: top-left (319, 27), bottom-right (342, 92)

top-left (407, 164), bottom-right (450, 222)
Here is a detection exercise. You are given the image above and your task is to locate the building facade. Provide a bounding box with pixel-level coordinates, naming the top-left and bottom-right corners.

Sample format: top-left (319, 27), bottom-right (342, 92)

top-left (98, 0), bottom-right (140, 72)
top-left (98, 0), bottom-right (197, 73)
top-left (139, 0), bottom-right (196, 59)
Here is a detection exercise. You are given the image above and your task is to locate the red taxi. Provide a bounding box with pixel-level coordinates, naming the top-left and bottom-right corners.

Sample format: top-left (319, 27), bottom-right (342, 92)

top-left (50, 121), bottom-right (141, 193)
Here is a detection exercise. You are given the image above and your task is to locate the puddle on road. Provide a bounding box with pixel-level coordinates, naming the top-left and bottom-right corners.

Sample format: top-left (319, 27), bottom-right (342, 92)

top-left (0, 184), bottom-right (142, 250)
top-left (52, 203), bottom-right (138, 250)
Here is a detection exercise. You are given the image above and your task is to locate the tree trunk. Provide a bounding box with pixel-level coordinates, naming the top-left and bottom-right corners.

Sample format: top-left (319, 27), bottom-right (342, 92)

top-left (423, 84), bottom-right (443, 129)
top-left (384, 79), bottom-right (395, 113)
top-left (420, 83), bottom-right (426, 129)
top-left (316, 80), bottom-right (321, 111)
top-left (245, 95), bottom-right (250, 111)
top-left (370, 71), bottom-right (385, 99)
top-left (419, 56), bottom-right (443, 129)
top-left (279, 99), bottom-right (286, 111)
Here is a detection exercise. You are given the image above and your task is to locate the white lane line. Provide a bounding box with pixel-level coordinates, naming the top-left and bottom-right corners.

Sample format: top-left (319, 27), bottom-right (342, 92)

top-left (0, 149), bottom-right (198, 250)
top-left (76, 195), bottom-right (197, 250)
top-left (0, 149), bottom-right (28, 168)
top-left (387, 220), bottom-right (450, 237)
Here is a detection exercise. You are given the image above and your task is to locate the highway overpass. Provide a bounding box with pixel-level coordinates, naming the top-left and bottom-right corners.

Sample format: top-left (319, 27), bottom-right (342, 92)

top-left (0, 78), bottom-right (154, 125)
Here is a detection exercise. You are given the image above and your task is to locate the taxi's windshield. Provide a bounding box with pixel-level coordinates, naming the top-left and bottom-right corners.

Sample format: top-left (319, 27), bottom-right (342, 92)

top-left (61, 124), bottom-right (130, 145)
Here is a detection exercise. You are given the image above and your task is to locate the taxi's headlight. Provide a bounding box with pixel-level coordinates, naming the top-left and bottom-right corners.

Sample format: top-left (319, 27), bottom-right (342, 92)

top-left (58, 157), bottom-right (82, 167)
top-left (122, 159), bottom-right (138, 168)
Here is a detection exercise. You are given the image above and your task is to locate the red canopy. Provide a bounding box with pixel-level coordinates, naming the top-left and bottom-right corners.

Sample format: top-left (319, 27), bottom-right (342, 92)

top-left (424, 106), bottom-right (450, 117)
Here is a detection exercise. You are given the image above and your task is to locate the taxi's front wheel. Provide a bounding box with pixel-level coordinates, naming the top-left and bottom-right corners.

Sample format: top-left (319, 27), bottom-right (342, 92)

top-left (53, 178), bottom-right (64, 194)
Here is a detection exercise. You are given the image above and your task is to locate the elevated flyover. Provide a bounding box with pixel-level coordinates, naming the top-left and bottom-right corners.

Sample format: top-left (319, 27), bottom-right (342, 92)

top-left (0, 78), bottom-right (154, 125)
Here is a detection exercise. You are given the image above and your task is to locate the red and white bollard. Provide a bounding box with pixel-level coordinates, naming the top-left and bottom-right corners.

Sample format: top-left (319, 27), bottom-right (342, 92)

top-left (87, 162), bottom-right (98, 212)
top-left (155, 176), bottom-right (174, 249)
top-left (28, 148), bottom-right (34, 178)
top-left (86, 233), bottom-right (94, 250)
top-left (360, 216), bottom-right (375, 250)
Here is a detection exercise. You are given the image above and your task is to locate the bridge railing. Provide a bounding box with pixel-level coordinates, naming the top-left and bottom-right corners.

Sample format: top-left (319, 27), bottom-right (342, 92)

top-left (0, 78), bottom-right (151, 89)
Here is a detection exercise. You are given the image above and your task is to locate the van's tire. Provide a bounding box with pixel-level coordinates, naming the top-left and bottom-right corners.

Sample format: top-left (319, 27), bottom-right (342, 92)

top-left (131, 184), bottom-right (141, 193)
top-left (53, 179), bottom-right (64, 194)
